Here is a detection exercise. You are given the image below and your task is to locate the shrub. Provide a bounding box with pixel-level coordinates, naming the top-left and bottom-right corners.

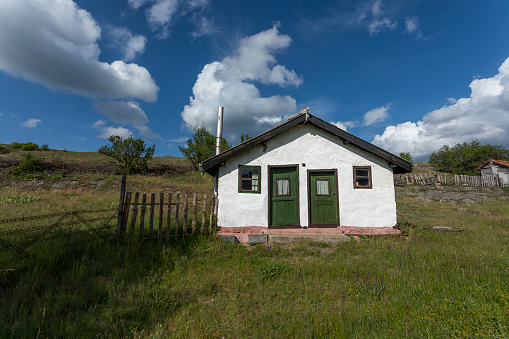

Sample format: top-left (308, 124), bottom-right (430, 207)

top-left (0, 145), bottom-right (10, 154)
top-left (20, 142), bottom-right (39, 151)
top-left (10, 153), bottom-right (46, 179)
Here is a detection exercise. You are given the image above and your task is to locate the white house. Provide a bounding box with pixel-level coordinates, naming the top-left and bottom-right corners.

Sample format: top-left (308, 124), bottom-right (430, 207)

top-left (476, 159), bottom-right (509, 187)
top-left (201, 112), bottom-right (412, 235)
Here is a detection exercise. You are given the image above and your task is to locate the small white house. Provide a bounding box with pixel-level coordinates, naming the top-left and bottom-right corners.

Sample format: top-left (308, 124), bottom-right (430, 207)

top-left (202, 112), bottom-right (412, 234)
top-left (476, 159), bottom-right (509, 187)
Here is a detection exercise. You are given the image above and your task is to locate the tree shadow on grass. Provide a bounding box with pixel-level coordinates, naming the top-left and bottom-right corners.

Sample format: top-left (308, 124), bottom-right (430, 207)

top-left (0, 229), bottom-right (212, 338)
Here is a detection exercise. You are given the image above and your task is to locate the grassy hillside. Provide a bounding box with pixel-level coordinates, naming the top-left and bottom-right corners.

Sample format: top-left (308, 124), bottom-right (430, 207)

top-left (0, 151), bottom-right (508, 338)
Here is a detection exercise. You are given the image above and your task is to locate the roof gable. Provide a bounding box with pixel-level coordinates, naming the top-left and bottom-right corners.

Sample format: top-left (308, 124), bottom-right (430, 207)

top-left (202, 113), bottom-right (413, 174)
top-left (476, 159), bottom-right (509, 171)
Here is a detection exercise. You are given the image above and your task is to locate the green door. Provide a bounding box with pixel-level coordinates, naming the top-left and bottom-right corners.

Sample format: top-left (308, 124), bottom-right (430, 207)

top-left (309, 171), bottom-right (338, 226)
top-left (269, 167), bottom-right (299, 227)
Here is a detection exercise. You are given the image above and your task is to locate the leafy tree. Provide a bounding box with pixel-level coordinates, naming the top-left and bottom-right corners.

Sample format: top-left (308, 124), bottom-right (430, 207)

top-left (428, 139), bottom-right (509, 175)
top-left (179, 123), bottom-right (231, 169)
top-left (240, 133), bottom-right (252, 143)
top-left (98, 135), bottom-right (155, 174)
top-left (399, 152), bottom-right (413, 163)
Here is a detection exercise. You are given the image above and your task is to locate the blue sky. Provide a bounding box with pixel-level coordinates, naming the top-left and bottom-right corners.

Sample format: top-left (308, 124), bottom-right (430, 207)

top-left (1, 0), bottom-right (508, 160)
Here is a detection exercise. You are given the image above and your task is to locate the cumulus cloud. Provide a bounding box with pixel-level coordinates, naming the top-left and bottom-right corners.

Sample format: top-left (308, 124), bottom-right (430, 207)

top-left (94, 100), bottom-right (160, 139)
top-left (109, 26), bottom-right (147, 61)
top-left (363, 104), bottom-right (390, 126)
top-left (129, 0), bottom-right (213, 39)
top-left (21, 118), bottom-right (42, 128)
top-left (181, 26), bottom-right (301, 139)
top-left (357, 0), bottom-right (397, 36)
top-left (0, 0), bottom-right (158, 102)
top-left (93, 119), bottom-right (133, 139)
top-left (373, 57), bottom-right (509, 160)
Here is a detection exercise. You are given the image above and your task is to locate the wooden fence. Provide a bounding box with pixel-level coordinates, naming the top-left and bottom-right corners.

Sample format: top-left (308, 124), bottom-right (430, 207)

top-left (454, 174), bottom-right (502, 187)
top-left (116, 176), bottom-right (217, 241)
top-left (394, 172), bottom-right (502, 187)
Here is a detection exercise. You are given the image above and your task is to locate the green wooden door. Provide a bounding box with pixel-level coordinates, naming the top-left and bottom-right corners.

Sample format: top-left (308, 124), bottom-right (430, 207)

top-left (309, 171), bottom-right (338, 226)
top-left (270, 167), bottom-right (299, 227)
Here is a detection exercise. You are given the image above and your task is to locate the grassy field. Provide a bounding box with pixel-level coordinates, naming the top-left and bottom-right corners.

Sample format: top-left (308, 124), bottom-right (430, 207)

top-left (0, 151), bottom-right (508, 337)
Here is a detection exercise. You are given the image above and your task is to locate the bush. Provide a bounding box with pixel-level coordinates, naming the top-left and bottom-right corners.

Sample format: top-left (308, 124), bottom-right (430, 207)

top-left (10, 142), bottom-right (41, 151)
top-left (10, 153), bottom-right (46, 179)
top-left (0, 145), bottom-right (10, 154)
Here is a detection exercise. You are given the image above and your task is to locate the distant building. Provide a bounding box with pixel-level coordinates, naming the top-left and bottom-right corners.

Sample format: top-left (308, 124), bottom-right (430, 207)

top-left (476, 159), bottom-right (509, 187)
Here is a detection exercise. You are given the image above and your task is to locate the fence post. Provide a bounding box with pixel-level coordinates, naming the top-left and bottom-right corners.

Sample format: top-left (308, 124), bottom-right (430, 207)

top-left (201, 194), bottom-right (207, 232)
top-left (166, 193), bottom-right (172, 240)
top-left (158, 192), bottom-right (164, 241)
top-left (122, 192), bottom-right (132, 236)
top-left (149, 193), bottom-right (155, 242)
top-left (130, 192), bottom-right (140, 237)
top-left (209, 196), bottom-right (216, 231)
top-left (175, 193), bottom-right (180, 241)
top-left (192, 193), bottom-right (197, 233)
top-left (117, 174), bottom-right (127, 235)
top-left (183, 194), bottom-right (189, 239)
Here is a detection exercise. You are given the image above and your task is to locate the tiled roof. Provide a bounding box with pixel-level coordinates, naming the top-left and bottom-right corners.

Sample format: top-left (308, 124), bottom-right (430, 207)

top-left (475, 159), bottom-right (509, 171)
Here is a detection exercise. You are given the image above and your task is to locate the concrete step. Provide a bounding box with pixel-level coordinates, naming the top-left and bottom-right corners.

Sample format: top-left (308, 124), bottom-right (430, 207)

top-left (268, 234), bottom-right (351, 244)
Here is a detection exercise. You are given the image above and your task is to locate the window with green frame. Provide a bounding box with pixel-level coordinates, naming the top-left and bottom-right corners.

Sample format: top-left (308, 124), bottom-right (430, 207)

top-left (238, 166), bottom-right (261, 193)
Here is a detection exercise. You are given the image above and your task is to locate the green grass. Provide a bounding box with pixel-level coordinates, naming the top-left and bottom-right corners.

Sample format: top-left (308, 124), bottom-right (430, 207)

top-left (0, 178), bottom-right (508, 337)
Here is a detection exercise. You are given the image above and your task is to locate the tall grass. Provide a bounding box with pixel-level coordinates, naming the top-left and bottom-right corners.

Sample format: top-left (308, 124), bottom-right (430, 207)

top-left (0, 191), bottom-right (508, 338)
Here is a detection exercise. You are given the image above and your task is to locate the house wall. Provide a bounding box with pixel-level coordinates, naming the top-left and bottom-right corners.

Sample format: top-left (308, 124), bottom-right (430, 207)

top-left (217, 125), bottom-right (397, 228)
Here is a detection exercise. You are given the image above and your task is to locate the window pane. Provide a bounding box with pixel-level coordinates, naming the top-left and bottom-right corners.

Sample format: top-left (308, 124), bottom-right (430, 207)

top-left (355, 168), bottom-right (369, 177)
top-left (241, 180), bottom-right (253, 190)
top-left (251, 179), bottom-right (259, 191)
top-left (316, 179), bottom-right (329, 195)
top-left (356, 178), bottom-right (370, 187)
top-left (276, 178), bottom-right (290, 196)
top-left (241, 168), bottom-right (253, 178)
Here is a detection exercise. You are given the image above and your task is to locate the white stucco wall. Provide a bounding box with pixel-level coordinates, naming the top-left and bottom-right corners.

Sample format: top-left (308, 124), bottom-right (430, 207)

top-left (217, 124), bottom-right (397, 228)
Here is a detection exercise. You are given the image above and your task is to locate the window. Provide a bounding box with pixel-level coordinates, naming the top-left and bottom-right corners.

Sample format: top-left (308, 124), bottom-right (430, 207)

top-left (276, 178), bottom-right (290, 196)
top-left (316, 179), bottom-right (330, 195)
top-left (353, 166), bottom-right (372, 189)
top-left (239, 166), bottom-right (261, 193)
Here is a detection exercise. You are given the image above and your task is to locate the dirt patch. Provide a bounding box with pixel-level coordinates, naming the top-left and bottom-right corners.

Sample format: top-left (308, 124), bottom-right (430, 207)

top-left (396, 185), bottom-right (509, 204)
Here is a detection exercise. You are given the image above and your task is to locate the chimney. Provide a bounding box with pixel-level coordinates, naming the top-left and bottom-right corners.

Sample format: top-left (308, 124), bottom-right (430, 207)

top-left (215, 106), bottom-right (224, 155)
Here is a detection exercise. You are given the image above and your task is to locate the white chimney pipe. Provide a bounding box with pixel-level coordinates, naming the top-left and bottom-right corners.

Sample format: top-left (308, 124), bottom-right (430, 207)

top-left (215, 106), bottom-right (224, 155)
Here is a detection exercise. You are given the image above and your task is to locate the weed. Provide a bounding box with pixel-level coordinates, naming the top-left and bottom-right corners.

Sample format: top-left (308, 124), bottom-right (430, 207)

top-left (259, 261), bottom-right (289, 279)
top-left (0, 194), bottom-right (40, 204)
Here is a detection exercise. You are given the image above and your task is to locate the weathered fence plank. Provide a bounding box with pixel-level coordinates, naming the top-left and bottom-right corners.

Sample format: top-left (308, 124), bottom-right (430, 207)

top-left (122, 192), bottom-right (132, 235)
top-left (192, 193), bottom-right (197, 233)
top-left (201, 194), bottom-right (207, 231)
top-left (174, 193), bottom-right (180, 240)
top-left (158, 192), bottom-right (164, 241)
top-left (130, 192), bottom-right (139, 237)
top-left (183, 194), bottom-right (188, 239)
top-left (139, 194), bottom-right (147, 240)
top-left (166, 193), bottom-right (172, 241)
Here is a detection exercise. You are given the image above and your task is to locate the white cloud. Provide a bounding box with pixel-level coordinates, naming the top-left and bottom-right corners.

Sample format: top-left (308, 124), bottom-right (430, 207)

top-left (190, 15), bottom-right (218, 39)
top-left (181, 26), bottom-right (301, 140)
top-left (331, 120), bottom-right (357, 131)
top-left (93, 119), bottom-right (133, 139)
top-left (94, 100), bottom-right (160, 139)
top-left (405, 15), bottom-right (424, 39)
top-left (363, 104), bottom-right (390, 126)
top-left (0, 0), bottom-right (158, 102)
top-left (21, 118), bottom-right (42, 128)
top-left (373, 57), bottom-right (509, 160)
top-left (129, 0), bottom-right (213, 39)
top-left (357, 0), bottom-right (397, 36)
top-left (109, 27), bottom-right (147, 61)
